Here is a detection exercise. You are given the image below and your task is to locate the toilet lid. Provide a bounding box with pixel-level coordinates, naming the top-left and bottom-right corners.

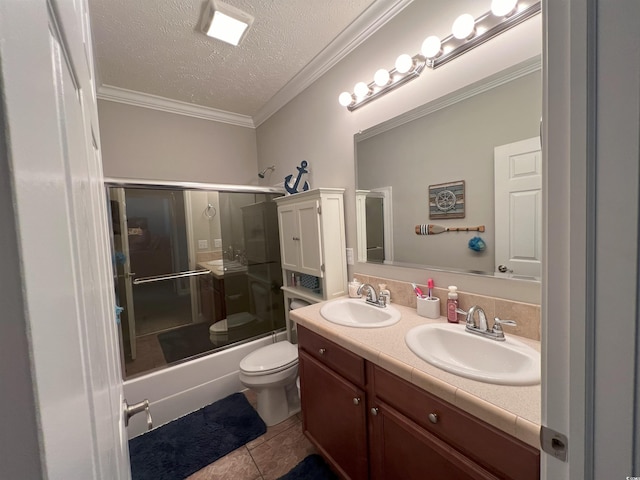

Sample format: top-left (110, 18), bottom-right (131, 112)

top-left (240, 341), bottom-right (298, 374)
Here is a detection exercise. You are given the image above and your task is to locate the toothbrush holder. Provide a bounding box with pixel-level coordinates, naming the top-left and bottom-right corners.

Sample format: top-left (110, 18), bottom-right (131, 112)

top-left (417, 297), bottom-right (441, 319)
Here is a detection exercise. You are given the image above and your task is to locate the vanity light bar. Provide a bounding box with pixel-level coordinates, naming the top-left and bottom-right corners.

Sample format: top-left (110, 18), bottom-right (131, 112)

top-left (429, 1), bottom-right (541, 69)
top-left (344, 55), bottom-right (427, 112)
top-left (339, 0), bottom-right (541, 112)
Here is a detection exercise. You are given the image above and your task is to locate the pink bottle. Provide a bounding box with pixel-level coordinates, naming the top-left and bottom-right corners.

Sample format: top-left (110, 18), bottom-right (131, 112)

top-left (447, 286), bottom-right (459, 323)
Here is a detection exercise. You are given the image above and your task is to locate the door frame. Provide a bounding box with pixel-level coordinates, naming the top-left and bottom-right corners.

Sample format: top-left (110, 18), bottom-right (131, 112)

top-left (0, 0), bottom-right (130, 478)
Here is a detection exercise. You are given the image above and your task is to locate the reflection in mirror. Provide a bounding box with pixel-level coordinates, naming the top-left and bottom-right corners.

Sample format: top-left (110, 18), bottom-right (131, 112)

top-left (355, 58), bottom-right (542, 280)
top-left (108, 183), bottom-right (284, 379)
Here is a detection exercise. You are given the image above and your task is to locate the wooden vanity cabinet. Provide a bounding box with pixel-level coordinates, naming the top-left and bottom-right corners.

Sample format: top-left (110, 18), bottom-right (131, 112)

top-left (370, 365), bottom-right (540, 480)
top-left (297, 325), bottom-right (540, 480)
top-left (298, 327), bottom-right (368, 480)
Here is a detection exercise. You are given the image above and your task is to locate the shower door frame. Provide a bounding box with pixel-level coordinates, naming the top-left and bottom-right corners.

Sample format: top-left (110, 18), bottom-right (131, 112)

top-left (105, 178), bottom-right (286, 370)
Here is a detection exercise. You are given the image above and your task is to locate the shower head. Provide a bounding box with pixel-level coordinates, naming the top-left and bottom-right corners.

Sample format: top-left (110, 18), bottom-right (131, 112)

top-left (258, 165), bottom-right (275, 178)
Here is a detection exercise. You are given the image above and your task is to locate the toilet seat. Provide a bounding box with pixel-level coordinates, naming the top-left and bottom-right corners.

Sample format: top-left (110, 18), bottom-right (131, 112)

top-left (240, 341), bottom-right (298, 376)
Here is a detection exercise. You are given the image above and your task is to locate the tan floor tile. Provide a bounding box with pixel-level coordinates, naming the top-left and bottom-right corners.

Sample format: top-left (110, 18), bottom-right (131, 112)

top-left (185, 447), bottom-right (262, 480)
top-left (249, 422), bottom-right (317, 480)
top-left (246, 414), bottom-right (300, 450)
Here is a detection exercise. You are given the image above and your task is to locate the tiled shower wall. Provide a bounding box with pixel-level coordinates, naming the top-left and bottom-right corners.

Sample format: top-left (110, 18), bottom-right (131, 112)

top-left (354, 274), bottom-right (541, 342)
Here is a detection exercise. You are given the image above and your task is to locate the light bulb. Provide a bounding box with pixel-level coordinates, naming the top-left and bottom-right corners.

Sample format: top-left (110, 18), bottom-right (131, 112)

top-left (491, 0), bottom-right (518, 17)
top-left (374, 69), bottom-right (390, 87)
top-left (354, 82), bottom-right (370, 99)
top-left (452, 13), bottom-right (476, 40)
top-left (338, 91), bottom-right (354, 107)
top-left (421, 36), bottom-right (442, 59)
top-left (395, 54), bottom-right (414, 74)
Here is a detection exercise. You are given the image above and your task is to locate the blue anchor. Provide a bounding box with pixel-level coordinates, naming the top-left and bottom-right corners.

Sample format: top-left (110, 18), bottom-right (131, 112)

top-left (284, 160), bottom-right (310, 194)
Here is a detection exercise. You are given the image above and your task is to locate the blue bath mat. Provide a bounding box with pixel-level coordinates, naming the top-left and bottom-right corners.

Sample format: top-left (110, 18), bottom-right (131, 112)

top-left (277, 454), bottom-right (339, 480)
top-left (129, 392), bottom-right (266, 480)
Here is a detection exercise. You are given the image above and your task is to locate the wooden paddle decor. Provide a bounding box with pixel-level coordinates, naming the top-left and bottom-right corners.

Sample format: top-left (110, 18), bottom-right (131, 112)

top-left (415, 224), bottom-right (485, 235)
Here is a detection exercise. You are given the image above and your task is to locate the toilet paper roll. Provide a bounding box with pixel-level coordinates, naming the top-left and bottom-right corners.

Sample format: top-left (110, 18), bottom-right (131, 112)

top-left (290, 299), bottom-right (312, 310)
top-left (417, 297), bottom-right (441, 319)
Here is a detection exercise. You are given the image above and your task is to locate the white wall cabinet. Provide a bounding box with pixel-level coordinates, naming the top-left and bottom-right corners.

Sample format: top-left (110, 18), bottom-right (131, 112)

top-left (275, 189), bottom-right (348, 340)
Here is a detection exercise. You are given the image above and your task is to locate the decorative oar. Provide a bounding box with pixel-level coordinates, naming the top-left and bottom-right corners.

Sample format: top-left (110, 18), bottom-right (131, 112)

top-left (415, 224), bottom-right (485, 235)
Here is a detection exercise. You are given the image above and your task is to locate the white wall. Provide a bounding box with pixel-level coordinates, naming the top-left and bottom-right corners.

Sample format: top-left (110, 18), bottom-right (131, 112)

top-left (256, 0), bottom-right (542, 302)
top-left (98, 100), bottom-right (259, 185)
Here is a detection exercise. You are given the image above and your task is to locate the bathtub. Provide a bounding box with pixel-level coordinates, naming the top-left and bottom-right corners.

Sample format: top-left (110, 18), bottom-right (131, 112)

top-left (125, 331), bottom-right (286, 438)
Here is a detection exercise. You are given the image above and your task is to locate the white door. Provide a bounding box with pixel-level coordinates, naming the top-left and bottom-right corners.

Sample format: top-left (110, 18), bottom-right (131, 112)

top-left (494, 137), bottom-right (542, 278)
top-left (0, 1), bottom-right (130, 479)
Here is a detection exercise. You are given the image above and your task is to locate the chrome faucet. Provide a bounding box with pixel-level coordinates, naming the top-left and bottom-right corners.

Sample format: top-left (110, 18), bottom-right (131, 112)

top-left (357, 283), bottom-right (387, 308)
top-left (457, 305), bottom-right (517, 341)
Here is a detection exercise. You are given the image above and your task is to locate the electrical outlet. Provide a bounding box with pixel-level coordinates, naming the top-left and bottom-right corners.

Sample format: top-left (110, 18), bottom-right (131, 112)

top-left (346, 247), bottom-right (354, 265)
top-left (214, 238), bottom-right (222, 248)
top-left (198, 240), bottom-right (208, 250)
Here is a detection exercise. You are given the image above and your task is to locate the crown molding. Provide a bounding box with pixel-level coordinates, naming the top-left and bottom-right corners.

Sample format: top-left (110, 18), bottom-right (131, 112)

top-left (252, 0), bottom-right (414, 127)
top-left (97, 85), bottom-right (255, 128)
top-left (96, 1), bottom-right (412, 129)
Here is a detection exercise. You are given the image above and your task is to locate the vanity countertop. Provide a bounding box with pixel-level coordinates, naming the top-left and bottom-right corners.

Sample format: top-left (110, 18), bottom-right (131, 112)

top-left (197, 261), bottom-right (247, 279)
top-left (290, 299), bottom-right (541, 449)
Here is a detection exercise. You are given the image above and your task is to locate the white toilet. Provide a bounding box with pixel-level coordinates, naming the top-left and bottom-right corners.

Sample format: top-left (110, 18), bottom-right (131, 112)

top-left (239, 341), bottom-right (300, 426)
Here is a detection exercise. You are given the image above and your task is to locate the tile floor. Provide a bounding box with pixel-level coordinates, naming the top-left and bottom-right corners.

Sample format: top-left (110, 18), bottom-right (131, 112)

top-left (186, 390), bottom-right (318, 480)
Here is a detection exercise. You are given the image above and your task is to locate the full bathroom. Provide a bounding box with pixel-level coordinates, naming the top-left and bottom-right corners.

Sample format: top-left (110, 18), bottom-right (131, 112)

top-left (98, 0), bottom-right (546, 476)
top-left (2, 0), bottom-right (639, 479)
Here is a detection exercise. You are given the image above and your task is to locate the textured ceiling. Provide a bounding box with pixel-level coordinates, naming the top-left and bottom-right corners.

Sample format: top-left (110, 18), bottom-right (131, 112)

top-left (88, 0), bottom-right (377, 117)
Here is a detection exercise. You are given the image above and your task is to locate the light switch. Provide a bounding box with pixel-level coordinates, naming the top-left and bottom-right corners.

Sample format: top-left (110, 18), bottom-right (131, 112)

top-left (346, 247), bottom-right (354, 265)
top-left (198, 240), bottom-right (208, 249)
top-left (214, 238), bottom-right (222, 248)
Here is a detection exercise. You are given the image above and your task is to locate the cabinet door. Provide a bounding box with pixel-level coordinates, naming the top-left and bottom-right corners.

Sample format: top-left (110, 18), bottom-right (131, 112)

top-left (370, 401), bottom-right (499, 480)
top-left (277, 204), bottom-right (300, 271)
top-left (299, 350), bottom-right (368, 480)
top-left (295, 200), bottom-right (323, 276)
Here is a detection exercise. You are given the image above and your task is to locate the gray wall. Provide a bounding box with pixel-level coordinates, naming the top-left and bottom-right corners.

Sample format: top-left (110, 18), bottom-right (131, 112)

top-left (357, 71), bottom-right (541, 272)
top-left (256, 0), bottom-right (542, 302)
top-left (98, 100), bottom-right (258, 184)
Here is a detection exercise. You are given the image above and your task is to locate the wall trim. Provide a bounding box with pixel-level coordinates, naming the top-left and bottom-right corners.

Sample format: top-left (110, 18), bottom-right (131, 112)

top-left (96, 0), bottom-right (414, 129)
top-left (252, 0), bottom-right (414, 127)
top-left (97, 85), bottom-right (256, 128)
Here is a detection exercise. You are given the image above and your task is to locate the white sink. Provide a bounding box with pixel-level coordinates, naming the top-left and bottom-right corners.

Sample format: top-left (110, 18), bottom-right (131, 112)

top-left (405, 323), bottom-right (540, 385)
top-left (320, 298), bottom-right (401, 328)
top-left (207, 259), bottom-right (224, 266)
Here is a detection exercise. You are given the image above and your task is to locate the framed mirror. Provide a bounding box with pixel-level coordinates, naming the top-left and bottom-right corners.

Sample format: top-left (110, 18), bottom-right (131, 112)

top-left (355, 57), bottom-right (542, 281)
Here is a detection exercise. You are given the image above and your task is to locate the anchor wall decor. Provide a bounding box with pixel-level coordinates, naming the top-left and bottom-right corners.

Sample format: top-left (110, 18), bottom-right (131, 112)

top-left (284, 160), bottom-right (310, 194)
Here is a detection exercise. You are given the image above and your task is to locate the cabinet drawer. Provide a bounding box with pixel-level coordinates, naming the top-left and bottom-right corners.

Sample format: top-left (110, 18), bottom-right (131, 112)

top-left (298, 326), bottom-right (365, 388)
top-left (372, 365), bottom-right (539, 480)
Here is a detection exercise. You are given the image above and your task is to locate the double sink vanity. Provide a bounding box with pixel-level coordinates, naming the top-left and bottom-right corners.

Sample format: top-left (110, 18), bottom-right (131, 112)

top-left (291, 296), bottom-right (541, 480)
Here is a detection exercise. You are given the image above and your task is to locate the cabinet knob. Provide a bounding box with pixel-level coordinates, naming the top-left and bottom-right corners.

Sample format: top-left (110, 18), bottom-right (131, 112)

top-left (371, 407), bottom-right (379, 416)
top-left (318, 348), bottom-right (326, 355)
top-left (353, 397), bottom-right (361, 405)
top-left (428, 412), bottom-right (439, 424)
top-left (292, 236), bottom-right (300, 241)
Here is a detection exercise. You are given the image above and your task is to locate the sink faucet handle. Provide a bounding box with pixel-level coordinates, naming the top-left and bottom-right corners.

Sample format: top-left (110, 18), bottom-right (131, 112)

top-left (492, 317), bottom-right (517, 335)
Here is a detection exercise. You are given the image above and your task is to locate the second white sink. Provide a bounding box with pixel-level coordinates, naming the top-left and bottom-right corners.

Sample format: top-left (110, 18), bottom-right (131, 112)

top-left (320, 298), bottom-right (401, 328)
top-left (405, 323), bottom-right (540, 385)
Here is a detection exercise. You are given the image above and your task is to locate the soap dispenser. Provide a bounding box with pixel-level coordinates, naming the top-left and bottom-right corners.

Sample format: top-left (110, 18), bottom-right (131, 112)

top-left (378, 284), bottom-right (391, 304)
top-left (348, 278), bottom-right (362, 298)
top-left (447, 286), bottom-right (459, 323)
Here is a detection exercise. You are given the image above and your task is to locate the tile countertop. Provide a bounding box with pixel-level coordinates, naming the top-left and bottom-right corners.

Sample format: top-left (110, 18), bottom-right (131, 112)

top-left (290, 298), bottom-right (541, 450)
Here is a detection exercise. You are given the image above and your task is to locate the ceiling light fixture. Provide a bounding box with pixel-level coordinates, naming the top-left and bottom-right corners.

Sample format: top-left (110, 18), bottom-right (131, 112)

top-left (200, 0), bottom-right (254, 46)
top-left (338, 0), bottom-right (540, 112)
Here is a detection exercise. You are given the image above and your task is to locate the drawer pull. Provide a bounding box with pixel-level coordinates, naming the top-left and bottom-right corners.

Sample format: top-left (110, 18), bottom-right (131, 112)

top-left (371, 407), bottom-right (379, 416)
top-left (319, 348), bottom-right (326, 355)
top-left (428, 412), bottom-right (439, 424)
top-left (353, 397), bottom-right (361, 405)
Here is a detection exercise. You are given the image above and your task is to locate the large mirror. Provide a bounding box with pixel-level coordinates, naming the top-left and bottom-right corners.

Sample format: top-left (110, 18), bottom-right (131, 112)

top-left (356, 58), bottom-right (542, 280)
